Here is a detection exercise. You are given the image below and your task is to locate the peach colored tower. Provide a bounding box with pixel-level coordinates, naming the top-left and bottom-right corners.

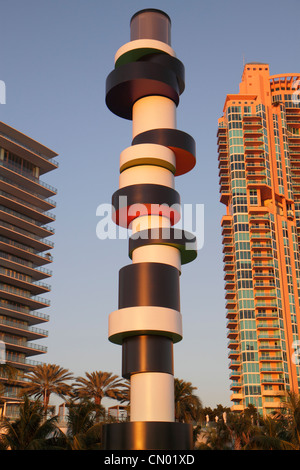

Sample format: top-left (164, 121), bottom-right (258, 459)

top-left (103, 9), bottom-right (197, 449)
top-left (218, 64), bottom-right (300, 415)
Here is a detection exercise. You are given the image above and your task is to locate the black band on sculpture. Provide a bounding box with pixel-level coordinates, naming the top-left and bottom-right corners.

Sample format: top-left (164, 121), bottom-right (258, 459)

top-left (118, 262), bottom-right (180, 311)
top-left (129, 227), bottom-right (197, 264)
top-left (102, 421), bottom-right (193, 450)
top-left (122, 335), bottom-right (173, 379)
top-left (111, 183), bottom-right (181, 227)
top-left (105, 61), bottom-right (180, 120)
top-left (141, 53), bottom-right (185, 94)
top-left (132, 128), bottom-right (196, 176)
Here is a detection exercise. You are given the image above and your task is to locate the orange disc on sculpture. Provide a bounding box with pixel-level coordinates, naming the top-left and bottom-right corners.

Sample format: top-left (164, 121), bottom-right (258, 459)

top-left (132, 128), bottom-right (196, 176)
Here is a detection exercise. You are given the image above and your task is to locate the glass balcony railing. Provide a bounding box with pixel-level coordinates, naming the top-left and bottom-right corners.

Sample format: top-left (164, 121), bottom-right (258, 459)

top-left (0, 284), bottom-right (50, 305)
top-left (0, 251), bottom-right (52, 276)
top-left (0, 236), bottom-right (53, 261)
top-left (0, 268), bottom-right (51, 290)
top-left (0, 205), bottom-right (55, 233)
top-left (0, 317), bottom-right (48, 336)
top-left (0, 301), bottom-right (50, 320)
top-left (0, 190), bottom-right (56, 220)
top-left (1, 334), bottom-right (47, 352)
top-left (0, 133), bottom-right (58, 166)
top-left (0, 160), bottom-right (57, 193)
top-left (0, 221), bottom-right (54, 248)
top-left (0, 176), bottom-right (56, 206)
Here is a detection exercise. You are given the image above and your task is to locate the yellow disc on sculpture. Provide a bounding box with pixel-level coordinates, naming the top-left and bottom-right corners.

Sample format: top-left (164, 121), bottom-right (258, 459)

top-left (119, 164), bottom-right (175, 189)
top-left (120, 143), bottom-right (176, 174)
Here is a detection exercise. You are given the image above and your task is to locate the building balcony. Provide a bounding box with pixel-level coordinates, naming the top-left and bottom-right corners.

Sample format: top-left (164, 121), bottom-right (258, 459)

top-left (0, 160), bottom-right (57, 198)
top-left (0, 236), bottom-right (53, 267)
top-left (223, 261), bottom-right (235, 272)
top-left (231, 404), bottom-right (244, 411)
top-left (253, 270), bottom-right (274, 280)
top-left (0, 175), bottom-right (56, 211)
top-left (224, 271), bottom-right (235, 282)
top-left (225, 287), bottom-right (236, 297)
top-left (256, 311), bottom-right (278, 320)
top-left (0, 317), bottom-right (48, 341)
top-left (220, 190), bottom-right (231, 204)
top-left (228, 348), bottom-right (240, 359)
top-left (230, 391), bottom-right (243, 402)
top-left (218, 165), bottom-right (229, 176)
top-left (260, 353), bottom-right (282, 362)
top-left (0, 269), bottom-right (51, 295)
top-left (227, 338), bottom-right (239, 349)
top-left (262, 388), bottom-right (285, 397)
top-left (260, 377), bottom-right (285, 385)
top-left (250, 223), bottom-right (270, 231)
top-left (251, 242), bottom-right (272, 249)
top-left (3, 336), bottom-right (47, 356)
top-left (223, 234), bottom-right (233, 245)
top-left (223, 252), bottom-right (234, 262)
top-left (0, 221), bottom-right (54, 253)
top-left (252, 252), bottom-right (273, 261)
top-left (255, 290), bottom-right (277, 299)
top-left (257, 321), bottom-right (279, 331)
top-left (243, 115), bottom-right (262, 123)
top-left (258, 333), bottom-right (281, 341)
top-left (248, 206), bottom-right (270, 216)
top-left (226, 309), bottom-right (238, 320)
top-left (226, 318), bottom-right (238, 329)
top-left (227, 328), bottom-right (239, 339)
top-left (229, 369), bottom-right (241, 380)
top-left (259, 343), bottom-right (282, 352)
top-left (0, 190), bottom-right (55, 225)
top-left (0, 124), bottom-right (58, 174)
top-left (245, 153), bottom-right (265, 163)
top-left (5, 352), bottom-right (44, 370)
top-left (243, 128), bottom-right (263, 137)
top-left (230, 381), bottom-right (243, 390)
top-left (0, 251), bottom-right (51, 280)
top-left (0, 284), bottom-right (50, 309)
top-left (244, 145), bottom-right (264, 154)
top-left (229, 359), bottom-right (241, 369)
top-left (226, 298), bottom-right (237, 309)
top-left (0, 301), bottom-right (49, 325)
top-left (223, 243), bottom-right (234, 253)
top-left (260, 366), bottom-right (284, 373)
top-left (0, 206), bottom-right (54, 238)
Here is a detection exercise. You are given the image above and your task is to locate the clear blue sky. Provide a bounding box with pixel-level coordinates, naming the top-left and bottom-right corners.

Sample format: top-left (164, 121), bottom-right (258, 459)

top-left (1, 0), bottom-right (299, 409)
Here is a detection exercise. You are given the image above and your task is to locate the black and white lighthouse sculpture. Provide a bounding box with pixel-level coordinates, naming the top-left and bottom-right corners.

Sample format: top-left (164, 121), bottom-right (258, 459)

top-left (103, 9), bottom-right (197, 450)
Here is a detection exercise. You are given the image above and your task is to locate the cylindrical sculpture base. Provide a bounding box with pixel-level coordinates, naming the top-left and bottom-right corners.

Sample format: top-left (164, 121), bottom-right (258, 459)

top-left (102, 421), bottom-right (193, 450)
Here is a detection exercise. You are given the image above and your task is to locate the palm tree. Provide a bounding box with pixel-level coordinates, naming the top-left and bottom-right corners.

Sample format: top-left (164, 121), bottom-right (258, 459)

top-left (21, 364), bottom-right (73, 415)
top-left (57, 399), bottom-right (105, 450)
top-left (276, 391), bottom-right (300, 449)
top-left (245, 415), bottom-right (294, 450)
top-left (0, 395), bottom-right (60, 450)
top-left (72, 371), bottom-right (125, 406)
top-left (174, 378), bottom-right (202, 423)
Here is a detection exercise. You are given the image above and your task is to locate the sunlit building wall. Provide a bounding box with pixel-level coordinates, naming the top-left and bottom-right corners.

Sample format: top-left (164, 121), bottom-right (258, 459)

top-left (217, 64), bottom-right (300, 415)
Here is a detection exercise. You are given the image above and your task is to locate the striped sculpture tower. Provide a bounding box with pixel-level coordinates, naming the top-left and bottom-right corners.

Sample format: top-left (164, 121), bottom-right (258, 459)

top-left (103, 9), bottom-right (197, 450)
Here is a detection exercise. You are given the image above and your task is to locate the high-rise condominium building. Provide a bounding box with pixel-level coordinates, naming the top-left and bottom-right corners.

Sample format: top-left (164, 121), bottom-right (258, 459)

top-left (217, 64), bottom-right (300, 415)
top-left (0, 121), bottom-right (58, 419)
